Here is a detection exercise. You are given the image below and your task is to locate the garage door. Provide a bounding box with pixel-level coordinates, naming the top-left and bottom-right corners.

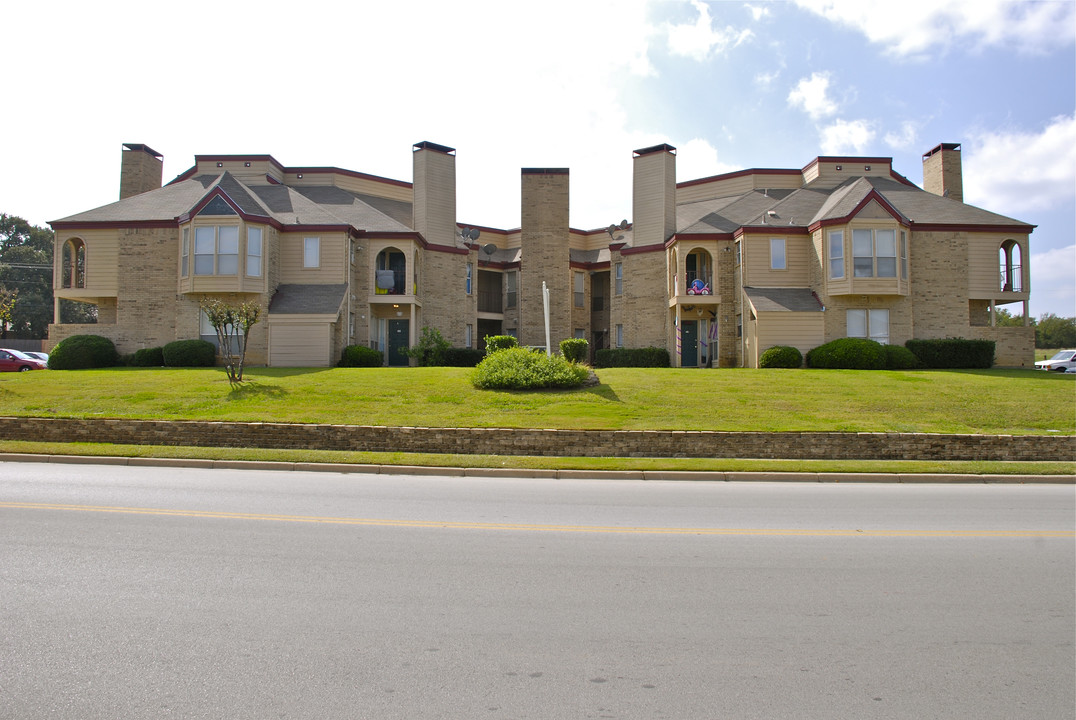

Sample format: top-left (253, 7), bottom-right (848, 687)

top-left (269, 323), bottom-right (331, 367)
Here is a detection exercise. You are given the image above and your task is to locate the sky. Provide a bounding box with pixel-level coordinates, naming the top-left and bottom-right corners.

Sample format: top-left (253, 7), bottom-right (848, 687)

top-left (5, 0), bottom-right (1074, 318)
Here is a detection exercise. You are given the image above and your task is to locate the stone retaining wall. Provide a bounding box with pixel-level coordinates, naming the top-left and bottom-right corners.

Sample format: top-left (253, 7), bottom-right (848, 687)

top-left (0, 417), bottom-right (1072, 462)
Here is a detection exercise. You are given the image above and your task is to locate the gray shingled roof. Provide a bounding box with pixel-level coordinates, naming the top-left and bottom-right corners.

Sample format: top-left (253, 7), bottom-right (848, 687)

top-left (744, 287), bottom-right (824, 313)
top-left (268, 284), bottom-right (347, 316)
top-left (570, 247), bottom-right (611, 264)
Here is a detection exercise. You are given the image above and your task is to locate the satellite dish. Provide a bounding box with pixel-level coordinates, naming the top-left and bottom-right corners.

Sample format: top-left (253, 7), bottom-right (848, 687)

top-left (469, 228), bottom-right (481, 241)
top-left (619, 219), bottom-right (629, 230)
top-left (482, 243), bottom-right (497, 257)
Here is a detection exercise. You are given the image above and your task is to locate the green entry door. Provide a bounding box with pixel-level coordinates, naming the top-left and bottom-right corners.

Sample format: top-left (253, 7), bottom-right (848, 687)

top-left (388, 319), bottom-right (410, 366)
top-left (681, 320), bottom-right (698, 367)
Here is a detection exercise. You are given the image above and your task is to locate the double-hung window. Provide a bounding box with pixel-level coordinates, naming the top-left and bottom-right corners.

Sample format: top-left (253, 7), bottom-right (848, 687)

top-left (852, 228), bottom-right (898, 278)
top-left (181, 228), bottom-right (190, 277)
top-left (847, 309), bottom-right (889, 344)
top-left (466, 262), bottom-right (473, 295)
top-left (574, 271), bottom-right (584, 307)
top-left (506, 271), bottom-right (518, 308)
top-left (247, 227), bottom-right (263, 277)
top-left (828, 231), bottom-right (844, 279)
top-left (194, 225), bottom-right (238, 275)
top-left (614, 262), bottom-right (623, 295)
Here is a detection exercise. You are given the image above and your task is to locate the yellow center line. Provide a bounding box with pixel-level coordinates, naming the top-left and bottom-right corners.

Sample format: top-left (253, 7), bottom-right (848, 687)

top-left (2, 501), bottom-right (1072, 537)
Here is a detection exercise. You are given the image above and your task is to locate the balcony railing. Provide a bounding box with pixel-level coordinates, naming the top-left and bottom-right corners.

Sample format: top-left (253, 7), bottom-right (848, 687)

top-left (478, 290), bottom-right (502, 313)
top-left (999, 265), bottom-right (1023, 292)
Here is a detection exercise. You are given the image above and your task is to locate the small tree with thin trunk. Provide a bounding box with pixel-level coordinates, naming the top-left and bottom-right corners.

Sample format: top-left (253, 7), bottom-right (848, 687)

top-left (0, 288), bottom-right (16, 339)
top-left (200, 297), bottom-right (260, 383)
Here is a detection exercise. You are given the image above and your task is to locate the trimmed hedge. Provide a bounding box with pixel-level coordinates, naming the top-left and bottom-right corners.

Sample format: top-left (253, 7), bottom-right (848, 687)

top-left (130, 347), bottom-right (165, 367)
top-left (594, 347), bottom-right (670, 368)
top-left (905, 338), bottom-right (995, 369)
top-left (441, 347), bottom-right (485, 367)
top-left (806, 338), bottom-right (886, 369)
top-left (339, 345), bottom-right (383, 368)
top-left (560, 338), bottom-right (589, 364)
top-left (162, 339), bottom-right (216, 368)
top-left (884, 344), bottom-right (919, 370)
top-left (759, 345), bottom-right (802, 368)
top-left (47, 334), bottom-right (119, 370)
top-left (471, 347), bottom-right (589, 390)
top-left (484, 335), bottom-right (518, 355)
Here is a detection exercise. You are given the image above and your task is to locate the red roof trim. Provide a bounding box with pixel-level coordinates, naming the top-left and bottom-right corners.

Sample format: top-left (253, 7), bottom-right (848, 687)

top-left (910, 223), bottom-right (1036, 234)
top-left (666, 232), bottom-right (735, 247)
top-left (51, 220), bottom-right (178, 230)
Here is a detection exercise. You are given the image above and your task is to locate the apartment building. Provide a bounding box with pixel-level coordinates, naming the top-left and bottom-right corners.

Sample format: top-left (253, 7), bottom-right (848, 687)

top-left (49, 141), bottom-right (1035, 367)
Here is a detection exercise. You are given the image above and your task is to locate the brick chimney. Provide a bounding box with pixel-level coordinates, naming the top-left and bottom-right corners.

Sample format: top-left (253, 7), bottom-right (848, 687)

top-left (632, 144), bottom-right (677, 246)
top-left (412, 141), bottom-right (457, 247)
top-left (922, 143), bottom-right (962, 202)
top-left (119, 143), bottom-right (163, 200)
top-left (520, 168), bottom-right (570, 347)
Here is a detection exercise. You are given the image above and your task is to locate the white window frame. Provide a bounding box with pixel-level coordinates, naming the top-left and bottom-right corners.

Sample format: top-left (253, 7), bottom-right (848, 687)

top-left (303, 237), bottom-right (320, 269)
top-left (828, 230), bottom-right (844, 279)
top-left (574, 271), bottom-right (585, 307)
top-left (770, 237), bottom-right (786, 270)
top-left (615, 324), bottom-right (623, 348)
top-left (247, 227), bottom-right (263, 278)
top-left (506, 271), bottom-right (518, 309)
top-left (847, 308), bottom-right (889, 344)
top-left (193, 225), bottom-right (239, 276)
top-left (614, 262), bottom-right (623, 295)
top-left (217, 226), bottom-right (239, 275)
top-left (466, 262), bottom-right (473, 295)
top-left (852, 228), bottom-right (898, 278)
top-left (181, 227), bottom-right (190, 277)
top-left (465, 323), bottom-right (473, 348)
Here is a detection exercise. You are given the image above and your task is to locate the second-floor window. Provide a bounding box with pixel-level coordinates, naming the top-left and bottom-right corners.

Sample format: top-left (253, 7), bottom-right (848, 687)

top-left (506, 271), bottom-right (518, 308)
top-left (194, 226), bottom-right (238, 275)
top-left (304, 237), bottom-right (320, 268)
top-left (247, 228), bottom-right (263, 277)
top-left (181, 229), bottom-right (189, 277)
top-left (466, 262), bottom-right (473, 294)
top-left (574, 271), bottom-right (584, 307)
top-left (614, 262), bottom-right (623, 295)
top-left (828, 231), bottom-right (844, 279)
top-left (852, 229), bottom-right (897, 278)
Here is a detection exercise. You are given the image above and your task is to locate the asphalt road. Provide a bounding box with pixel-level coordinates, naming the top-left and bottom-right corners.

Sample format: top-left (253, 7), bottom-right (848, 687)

top-left (1, 462), bottom-right (1073, 719)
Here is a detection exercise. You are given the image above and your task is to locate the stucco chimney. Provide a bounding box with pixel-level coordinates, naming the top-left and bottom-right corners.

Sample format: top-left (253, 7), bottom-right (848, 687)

top-left (119, 143), bottom-right (163, 200)
top-left (412, 141), bottom-right (457, 247)
top-left (922, 143), bottom-right (963, 202)
top-left (632, 144), bottom-right (677, 246)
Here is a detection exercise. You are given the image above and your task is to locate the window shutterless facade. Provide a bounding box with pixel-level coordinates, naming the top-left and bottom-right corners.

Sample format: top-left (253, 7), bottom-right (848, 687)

top-left (770, 237), bottom-right (786, 270)
top-left (181, 228), bottom-right (189, 277)
top-left (852, 228), bottom-right (897, 278)
top-left (303, 237), bottom-right (320, 268)
top-left (828, 230), bottom-right (844, 279)
top-left (614, 262), bottom-right (623, 295)
top-left (574, 271), bottom-right (584, 307)
top-left (247, 227), bottom-right (262, 277)
top-left (194, 225), bottom-right (239, 275)
top-left (466, 262), bottom-right (473, 294)
top-left (847, 308), bottom-right (889, 344)
top-left (615, 324), bottom-right (623, 348)
top-left (506, 271), bottom-right (517, 308)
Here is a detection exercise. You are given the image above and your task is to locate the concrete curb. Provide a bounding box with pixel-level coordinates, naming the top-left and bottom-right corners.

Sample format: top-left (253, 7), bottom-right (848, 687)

top-left (1, 453), bottom-right (1072, 484)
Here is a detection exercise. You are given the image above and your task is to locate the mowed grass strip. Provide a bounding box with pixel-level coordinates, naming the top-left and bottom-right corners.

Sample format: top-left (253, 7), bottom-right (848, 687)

top-left (0, 366), bottom-right (1072, 435)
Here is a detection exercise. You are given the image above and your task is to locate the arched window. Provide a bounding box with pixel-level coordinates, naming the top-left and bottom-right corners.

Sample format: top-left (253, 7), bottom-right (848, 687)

top-left (375, 248), bottom-right (407, 294)
top-left (999, 240), bottom-right (1022, 292)
top-left (686, 248), bottom-right (713, 294)
top-left (62, 238), bottom-right (86, 289)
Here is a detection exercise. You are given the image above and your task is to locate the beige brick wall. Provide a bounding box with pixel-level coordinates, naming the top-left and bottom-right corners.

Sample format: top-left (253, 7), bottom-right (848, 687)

top-left (520, 170), bottom-right (571, 347)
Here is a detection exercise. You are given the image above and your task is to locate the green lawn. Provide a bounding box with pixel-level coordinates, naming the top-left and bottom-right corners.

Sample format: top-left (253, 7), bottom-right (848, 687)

top-left (1, 365), bottom-right (1073, 434)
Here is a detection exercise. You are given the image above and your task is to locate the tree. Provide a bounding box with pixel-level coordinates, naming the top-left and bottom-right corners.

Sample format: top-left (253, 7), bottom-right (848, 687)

top-left (1035, 313), bottom-right (1076, 349)
top-left (0, 214), bottom-right (55, 338)
top-left (0, 288), bottom-right (16, 339)
top-left (993, 308), bottom-right (1029, 328)
top-left (199, 297), bottom-right (261, 383)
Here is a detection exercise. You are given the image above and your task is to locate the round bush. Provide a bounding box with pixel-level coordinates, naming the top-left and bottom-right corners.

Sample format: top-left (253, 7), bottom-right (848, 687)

top-left (806, 338), bottom-right (886, 369)
top-left (884, 344), bottom-right (919, 370)
top-left (484, 335), bottom-right (518, 355)
top-left (472, 347), bottom-right (589, 390)
top-left (758, 345), bottom-right (803, 368)
top-left (559, 338), bottom-right (589, 364)
top-left (130, 347), bottom-right (165, 367)
top-left (162, 339), bottom-right (216, 367)
top-left (339, 344), bottom-right (383, 367)
top-left (47, 334), bottom-right (119, 370)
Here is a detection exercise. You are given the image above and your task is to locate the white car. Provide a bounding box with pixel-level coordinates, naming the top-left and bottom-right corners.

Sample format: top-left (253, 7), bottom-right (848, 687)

top-left (1035, 349), bottom-right (1076, 372)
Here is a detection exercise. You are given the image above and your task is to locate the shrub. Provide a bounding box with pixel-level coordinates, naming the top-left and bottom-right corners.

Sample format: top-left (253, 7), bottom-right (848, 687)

top-left (47, 334), bottom-right (119, 370)
top-left (484, 335), bottom-right (518, 355)
top-left (339, 345), bottom-right (383, 368)
top-left (472, 347), bottom-right (589, 390)
top-left (884, 344), bottom-right (919, 370)
top-left (130, 347), bottom-right (165, 367)
top-left (905, 338), bottom-right (995, 369)
top-left (593, 347), bottom-right (670, 368)
top-left (162, 339), bottom-right (216, 367)
top-left (758, 345), bottom-right (802, 368)
top-left (406, 326), bottom-right (450, 366)
top-left (806, 338), bottom-right (886, 369)
top-left (560, 338), bottom-right (589, 364)
top-left (441, 347), bottom-right (485, 367)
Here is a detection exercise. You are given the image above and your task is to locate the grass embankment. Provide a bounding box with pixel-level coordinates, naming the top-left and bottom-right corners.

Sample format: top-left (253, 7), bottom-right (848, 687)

top-left (0, 366), bottom-right (1072, 474)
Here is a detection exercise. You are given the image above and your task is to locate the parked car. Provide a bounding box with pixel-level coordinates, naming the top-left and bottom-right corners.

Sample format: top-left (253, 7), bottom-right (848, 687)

top-left (22, 351), bottom-right (48, 363)
top-left (1035, 349), bottom-right (1076, 372)
top-left (0, 348), bottom-right (48, 372)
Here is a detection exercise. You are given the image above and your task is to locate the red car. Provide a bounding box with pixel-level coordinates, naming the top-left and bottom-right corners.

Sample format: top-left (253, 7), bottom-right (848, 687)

top-left (0, 348), bottom-right (48, 372)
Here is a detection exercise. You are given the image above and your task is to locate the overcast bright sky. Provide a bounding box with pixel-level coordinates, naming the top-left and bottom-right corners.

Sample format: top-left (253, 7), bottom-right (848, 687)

top-left (6, 0), bottom-right (1074, 317)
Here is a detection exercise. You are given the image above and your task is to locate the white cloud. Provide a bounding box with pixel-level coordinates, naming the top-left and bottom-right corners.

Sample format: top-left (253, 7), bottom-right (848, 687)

top-left (755, 69), bottom-right (781, 89)
top-left (792, 0), bottom-right (1076, 57)
top-left (746, 3), bottom-right (771, 21)
top-left (1030, 245), bottom-right (1076, 318)
top-left (666, 0), bottom-right (754, 62)
top-left (963, 115), bottom-right (1076, 214)
top-left (819, 119), bottom-right (876, 154)
top-left (787, 72), bottom-right (839, 119)
top-left (675, 138), bottom-right (740, 181)
top-left (884, 121), bottom-right (920, 151)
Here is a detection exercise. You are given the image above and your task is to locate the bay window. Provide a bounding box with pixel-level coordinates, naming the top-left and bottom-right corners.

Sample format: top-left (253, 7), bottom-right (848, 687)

top-left (828, 230), bottom-right (844, 279)
top-left (852, 228), bottom-right (897, 278)
top-left (247, 227), bottom-right (263, 277)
